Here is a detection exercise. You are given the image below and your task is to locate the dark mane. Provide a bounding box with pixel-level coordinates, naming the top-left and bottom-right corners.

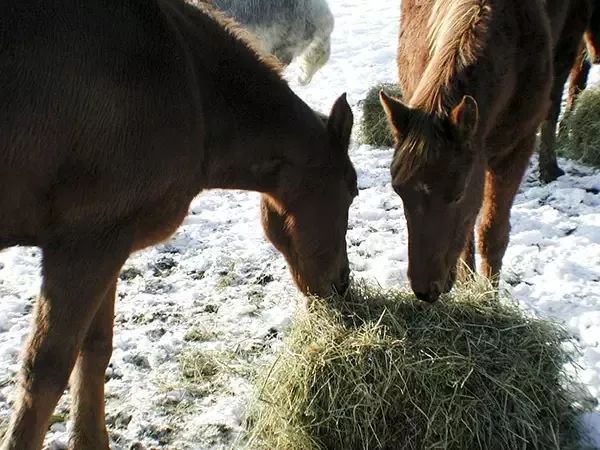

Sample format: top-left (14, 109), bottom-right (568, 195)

top-left (182, 0), bottom-right (284, 76)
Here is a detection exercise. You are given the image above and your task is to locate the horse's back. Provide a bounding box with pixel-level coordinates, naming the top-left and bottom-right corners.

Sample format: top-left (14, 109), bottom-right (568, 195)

top-left (0, 0), bottom-right (201, 245)
top-left (0, 0), bottom-right (193, 160)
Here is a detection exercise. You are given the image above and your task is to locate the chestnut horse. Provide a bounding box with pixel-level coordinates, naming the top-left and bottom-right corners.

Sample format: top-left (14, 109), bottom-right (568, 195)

top-left (0, 0), bottom-right (357, 449)
top-left (565, 0), bottom-right (600, 115)
top-left (539, 0), bottom-right (600, 183)
top-left (380, 0), bottom-right (553, 302)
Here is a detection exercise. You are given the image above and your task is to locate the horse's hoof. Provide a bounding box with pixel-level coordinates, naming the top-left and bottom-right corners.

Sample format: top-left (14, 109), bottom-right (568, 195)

top-left (539, 164), bottom-right (565, 184)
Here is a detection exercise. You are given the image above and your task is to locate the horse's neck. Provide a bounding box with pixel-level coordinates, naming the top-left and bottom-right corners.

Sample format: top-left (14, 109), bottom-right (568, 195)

top-left (168, 0), bottom-right (321, 193)
top-left (201, 86), bottom-right (325, 193)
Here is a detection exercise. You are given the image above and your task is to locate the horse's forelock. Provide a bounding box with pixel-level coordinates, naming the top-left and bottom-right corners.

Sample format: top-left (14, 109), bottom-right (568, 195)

top-left (391, 113), bottom-right (441, 184)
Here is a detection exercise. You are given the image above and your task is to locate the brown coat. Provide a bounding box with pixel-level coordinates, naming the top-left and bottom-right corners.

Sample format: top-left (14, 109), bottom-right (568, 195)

top-left (381, 0), bottom-right (553, 302)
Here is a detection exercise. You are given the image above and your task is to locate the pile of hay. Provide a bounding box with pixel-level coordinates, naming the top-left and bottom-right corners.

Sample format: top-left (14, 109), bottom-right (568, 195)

top-left (558, 87), bottom-right (600, 168)
top-left (358, 83), bottom-right (403, 147)
top-left (246, 280), bottom-right (590, 450)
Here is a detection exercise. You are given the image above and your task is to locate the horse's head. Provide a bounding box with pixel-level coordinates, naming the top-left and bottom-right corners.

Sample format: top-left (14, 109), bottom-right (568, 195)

top-left (380, 91), bottom-right (484, 303)
top-left (586, 1), bottom-right (600, 63)
top-left (261, 94), bottom-right (357, 298)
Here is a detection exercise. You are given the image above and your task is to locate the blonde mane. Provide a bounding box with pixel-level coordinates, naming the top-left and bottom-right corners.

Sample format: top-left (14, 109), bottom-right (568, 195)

top-left (393, 0), bottom-right (490, 183)
top-left (411, 0), bottom-right (491, 113)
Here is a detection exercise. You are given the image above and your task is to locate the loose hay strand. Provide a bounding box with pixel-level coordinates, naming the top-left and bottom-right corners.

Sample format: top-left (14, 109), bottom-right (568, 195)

top-left (246, 280), bottom-right (591, 450)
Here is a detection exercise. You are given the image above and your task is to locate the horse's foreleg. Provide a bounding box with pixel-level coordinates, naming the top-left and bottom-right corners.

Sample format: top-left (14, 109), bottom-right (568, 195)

top-left (539, 32), bottom-right (584, 183)
top-left (1, 234), bottom-right (130, 450)
top-left (68, 279), bottom-right (117, 450)
top-left (565, 41), bottom-right (590, 113)
top-left (297, 34), bottom-right (331, 85)
top-left (478, 135), bottom-right (535, 286)
top-left (457, 227), bottom-right (476, 282)
top-left (538, 77), bottom-right (567, 183)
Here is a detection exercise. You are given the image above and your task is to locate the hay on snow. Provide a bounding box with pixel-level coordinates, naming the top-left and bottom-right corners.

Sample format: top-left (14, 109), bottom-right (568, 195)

top-left (558, 87), bottom-right (600, 168)
top-left (246, 279), bottom-right (591, 450)
top-left (359, 83), bottom-right (403, 148)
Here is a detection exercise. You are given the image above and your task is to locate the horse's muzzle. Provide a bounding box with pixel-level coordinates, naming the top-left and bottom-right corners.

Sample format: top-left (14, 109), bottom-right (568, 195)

top-left (414, 287), bottom-right (441, 303)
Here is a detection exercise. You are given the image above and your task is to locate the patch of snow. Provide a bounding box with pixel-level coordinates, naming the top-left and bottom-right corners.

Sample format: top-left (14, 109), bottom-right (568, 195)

top-left (1, 0), bottom-right (599, 448)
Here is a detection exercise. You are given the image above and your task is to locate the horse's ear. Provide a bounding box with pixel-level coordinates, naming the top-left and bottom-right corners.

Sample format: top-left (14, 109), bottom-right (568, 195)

top-left (328, 93), bottom-right (354, 152)
top-left (379, 90), bottom-right (411, 134)
top-left (450, 95), bottom-right (479, 140)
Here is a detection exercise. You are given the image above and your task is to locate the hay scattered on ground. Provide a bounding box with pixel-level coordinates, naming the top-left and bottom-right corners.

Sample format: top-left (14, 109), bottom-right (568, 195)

top-left (246, 280), bottom-right (590, 450)
top-left (558, 87), bottom-right (600, 168)
top-left (358, 83), bottom-right (403, 148)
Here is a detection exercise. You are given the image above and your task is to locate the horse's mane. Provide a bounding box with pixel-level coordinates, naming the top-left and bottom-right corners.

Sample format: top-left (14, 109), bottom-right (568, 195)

top-left (393, 0), bottom-right (491, 183)
top-left (184, 0), bottom-right (284, 76)
top-left (412, 0), bottom-right (491, 113)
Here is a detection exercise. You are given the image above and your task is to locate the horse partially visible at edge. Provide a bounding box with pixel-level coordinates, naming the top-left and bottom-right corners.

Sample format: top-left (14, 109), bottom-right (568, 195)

top-left (538, 0), bottom-right (600, 183)
top-left (565, 3), bottom-right (600, 115)
top-left (207, 0), bottom-right (335, 85)
top-left (380, 0), bottom-right (553, 302)
top-left (0, 1), bottom-right (356, 449)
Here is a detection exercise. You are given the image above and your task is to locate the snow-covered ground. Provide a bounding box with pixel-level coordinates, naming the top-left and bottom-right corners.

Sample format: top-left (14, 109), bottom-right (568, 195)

top-left (1, 1), bottom-right (599, 449)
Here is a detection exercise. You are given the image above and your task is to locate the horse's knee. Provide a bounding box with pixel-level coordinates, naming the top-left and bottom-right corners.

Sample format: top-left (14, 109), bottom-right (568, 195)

top-left (80, 332), bottom-right (113, 369)
top-left (20, 342), bottom-right (76, 397)
top-left (477, 219), bottom-right (510, 277)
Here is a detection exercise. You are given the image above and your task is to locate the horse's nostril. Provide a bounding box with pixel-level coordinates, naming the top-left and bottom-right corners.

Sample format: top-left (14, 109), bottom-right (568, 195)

top-left (414, 290), bottom-right (440, 303)
top-left (432, 281), bottom-right (446, 295)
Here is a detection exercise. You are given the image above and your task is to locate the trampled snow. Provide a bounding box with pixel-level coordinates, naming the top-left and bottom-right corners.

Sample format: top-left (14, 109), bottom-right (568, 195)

top-left (1, 0), bottom-right (599, 448)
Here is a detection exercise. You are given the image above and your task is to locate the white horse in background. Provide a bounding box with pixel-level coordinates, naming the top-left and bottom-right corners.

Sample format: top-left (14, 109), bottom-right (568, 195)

top-left (209, 0), bottom-right (335, 85)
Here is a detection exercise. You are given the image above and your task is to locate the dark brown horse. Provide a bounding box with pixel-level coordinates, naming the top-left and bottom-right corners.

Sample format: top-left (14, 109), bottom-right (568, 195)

top-left (538, 0), bottom-right (600, 183)
top-left (0, 0), bottom-right (357, 448)
top-left (380, 0), bottom-right (553, 302)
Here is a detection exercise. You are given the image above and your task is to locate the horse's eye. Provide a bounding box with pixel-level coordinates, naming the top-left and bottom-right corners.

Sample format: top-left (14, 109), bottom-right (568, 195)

top-left (415, 183), bottom-right (431, 195)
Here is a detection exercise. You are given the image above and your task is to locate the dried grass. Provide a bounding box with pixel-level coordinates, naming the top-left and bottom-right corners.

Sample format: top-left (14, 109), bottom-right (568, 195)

top-left (246, 279), bottom-right (590, 450)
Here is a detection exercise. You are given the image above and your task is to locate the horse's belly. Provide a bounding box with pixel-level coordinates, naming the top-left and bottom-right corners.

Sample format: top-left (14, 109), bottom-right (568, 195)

top-left (0, 169), bottom-right (47, 247)
top-left (130, 194), bottom-right (194, 252)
